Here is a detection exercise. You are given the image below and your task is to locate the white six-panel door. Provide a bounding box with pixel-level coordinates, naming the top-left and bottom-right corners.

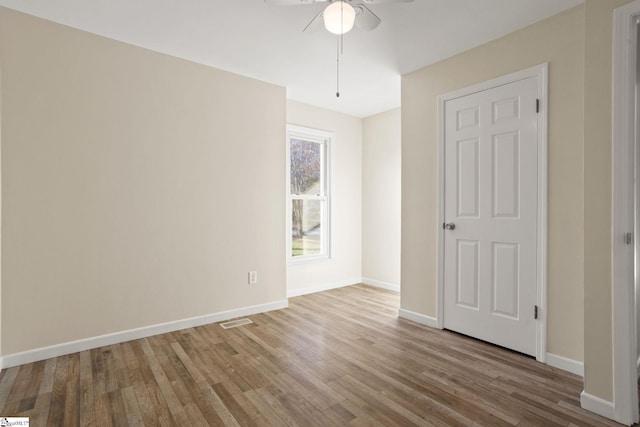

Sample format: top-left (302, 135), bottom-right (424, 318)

top-left (443, 76), bottom-right (539, 356)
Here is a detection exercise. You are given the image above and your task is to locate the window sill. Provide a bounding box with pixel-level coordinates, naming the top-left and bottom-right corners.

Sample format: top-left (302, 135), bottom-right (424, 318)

top-left (287, 255), bottom-right (332, 266)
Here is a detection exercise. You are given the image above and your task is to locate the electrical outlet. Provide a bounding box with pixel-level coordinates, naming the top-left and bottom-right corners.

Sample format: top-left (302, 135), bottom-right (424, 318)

top-left (248, 271), bottom-right (258, 285)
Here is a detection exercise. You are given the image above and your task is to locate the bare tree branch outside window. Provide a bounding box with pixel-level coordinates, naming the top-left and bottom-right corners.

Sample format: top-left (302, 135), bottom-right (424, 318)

top-left (290, 138), bottom-right (323, 257)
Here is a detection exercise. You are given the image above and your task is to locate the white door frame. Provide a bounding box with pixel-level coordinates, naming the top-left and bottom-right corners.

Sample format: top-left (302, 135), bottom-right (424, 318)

top-left (0, 58), bottom-right (3, 368)
top-left (435, 64), bottom-right (549, 363)
top-left (612, 1), bottom-right (640, 425)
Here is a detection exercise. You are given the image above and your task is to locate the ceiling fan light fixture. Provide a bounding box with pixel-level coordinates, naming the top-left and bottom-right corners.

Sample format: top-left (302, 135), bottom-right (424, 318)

top-left (323, 1), bottom-right (356, 35)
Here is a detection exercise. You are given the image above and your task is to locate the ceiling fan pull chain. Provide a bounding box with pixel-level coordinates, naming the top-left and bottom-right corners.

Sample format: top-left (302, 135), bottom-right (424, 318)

top-left (340, 1), bottom-right (345, 54)
top-left (336, 35), bottom-right (340, 97)
top-left (336, 2), bottom-right (343, 98)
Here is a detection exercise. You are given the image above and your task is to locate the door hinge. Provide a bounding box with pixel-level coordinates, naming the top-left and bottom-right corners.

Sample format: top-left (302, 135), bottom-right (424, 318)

top-left (536, 99), bottom-right (540, 113)
top-left (534, 305), bottom-right (539, 320)
top-left (625, 232), bottom-right (633, 245)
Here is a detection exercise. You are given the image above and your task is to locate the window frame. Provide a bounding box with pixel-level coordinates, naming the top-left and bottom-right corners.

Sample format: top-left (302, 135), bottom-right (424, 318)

top-left (286, 124), bottom-right (333, 263)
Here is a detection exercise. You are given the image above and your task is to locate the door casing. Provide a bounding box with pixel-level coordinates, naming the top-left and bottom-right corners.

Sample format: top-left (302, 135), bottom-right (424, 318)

top-left (435, 63), bottom-right (548, 363)
top-left (611, 1), bottom-right (640, 424)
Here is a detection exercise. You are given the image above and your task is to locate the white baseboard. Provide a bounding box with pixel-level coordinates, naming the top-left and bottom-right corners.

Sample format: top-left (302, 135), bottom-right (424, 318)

top-left (398, 308), bottom-right (439, 329)
top-left (0, 299), bottom-right (288, 370)
top-left (546, 353), bottom-right (584, 377)
top-left (580, 391), bottom-right (615, 420)
top-left (361, 277), bottom-right (400, 292)
top-left (287, 278), bottom-right (360, 298)
top-left (396, 314), bottom-right (585, 378)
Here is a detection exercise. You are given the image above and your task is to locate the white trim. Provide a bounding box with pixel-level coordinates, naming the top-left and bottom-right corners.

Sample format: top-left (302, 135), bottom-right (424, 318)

top-left (435, 63), bottom-right (549, 362)
top-left (286, 124), bottom-right (334, 264)
top-left (286, 278), bottom-right (360, 298)
top-left (580, 392), bottom-right (616, 421)
top-left (637, 354), bottom-right (640, 378)
top-left (546, 353), bottom-right (584, 377)
top-left (361, 277), bottom-right (400, 292)
top-left (0, 60), bottom-right (3, 367)
top-left (0, 299), bottom-right (288, 369)
top-left (398, 309), bottom-right (439, 329)
top-left (536, 64), bottom-right (549, 365)
top-left (436, 87), bottom-right (446, 330)
top-left (611, 1), bottom-right (640, 425)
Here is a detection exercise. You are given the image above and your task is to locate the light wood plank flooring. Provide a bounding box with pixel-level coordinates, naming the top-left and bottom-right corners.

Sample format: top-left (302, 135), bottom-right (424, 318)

top-left (0, 284), bottom-right (627, 426)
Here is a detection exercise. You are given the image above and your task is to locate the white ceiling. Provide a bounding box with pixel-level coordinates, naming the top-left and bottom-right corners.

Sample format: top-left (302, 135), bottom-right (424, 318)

top-left (0, 0), bottom-right (583, 117)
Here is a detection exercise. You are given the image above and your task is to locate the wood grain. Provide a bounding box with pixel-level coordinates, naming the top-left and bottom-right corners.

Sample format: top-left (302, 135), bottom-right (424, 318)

top-left (0, 284), bottom-right (631, 426)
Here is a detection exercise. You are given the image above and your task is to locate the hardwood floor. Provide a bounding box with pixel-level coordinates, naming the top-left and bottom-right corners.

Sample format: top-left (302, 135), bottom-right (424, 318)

top-left (0, 284), bottom-right (625, 426)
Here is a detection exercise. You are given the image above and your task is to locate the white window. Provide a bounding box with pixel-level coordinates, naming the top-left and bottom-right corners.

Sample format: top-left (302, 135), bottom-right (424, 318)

top-left (286, 125), bottom-right (332, 262)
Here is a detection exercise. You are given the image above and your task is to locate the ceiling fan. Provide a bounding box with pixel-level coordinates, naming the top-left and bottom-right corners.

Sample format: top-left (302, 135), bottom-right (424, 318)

top-left (266, 0), bottom-right (413, 97)
top-left (265, 0), bottom-right (413, 34)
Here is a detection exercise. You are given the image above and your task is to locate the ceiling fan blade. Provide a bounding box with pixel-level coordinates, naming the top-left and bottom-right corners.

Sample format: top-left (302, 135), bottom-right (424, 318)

top-left (264, 0), bottom-right (327, 5)
top-left (353, 4), bottom-right (381, 31)
top-left (303, 10), bottom-right (325, 32)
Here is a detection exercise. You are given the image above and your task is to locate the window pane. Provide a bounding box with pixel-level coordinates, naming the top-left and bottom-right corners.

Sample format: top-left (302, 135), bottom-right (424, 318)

top-left (290, 139), bottom-right (321, 196)
top-left (291, 199), bottom-right (322, 257)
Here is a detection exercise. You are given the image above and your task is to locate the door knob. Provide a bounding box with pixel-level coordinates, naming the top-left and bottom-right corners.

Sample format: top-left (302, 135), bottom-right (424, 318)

top-left (444, 223), bottom-right (456, 230)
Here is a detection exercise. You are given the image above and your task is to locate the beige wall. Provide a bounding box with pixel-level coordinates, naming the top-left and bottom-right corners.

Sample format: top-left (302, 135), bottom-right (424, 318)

top-left (362, 108), bottom-right (401, 287)
top-left (286, 100), bottom-right (362, 294)
top-left (0, 8), bottom-right (287, 355)
top-left (401, 5), bottom-right (585, 362)
top-left (583, 0), bottom-right (633, 403)
top-left (0, 0), bottom-right (630, 406)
